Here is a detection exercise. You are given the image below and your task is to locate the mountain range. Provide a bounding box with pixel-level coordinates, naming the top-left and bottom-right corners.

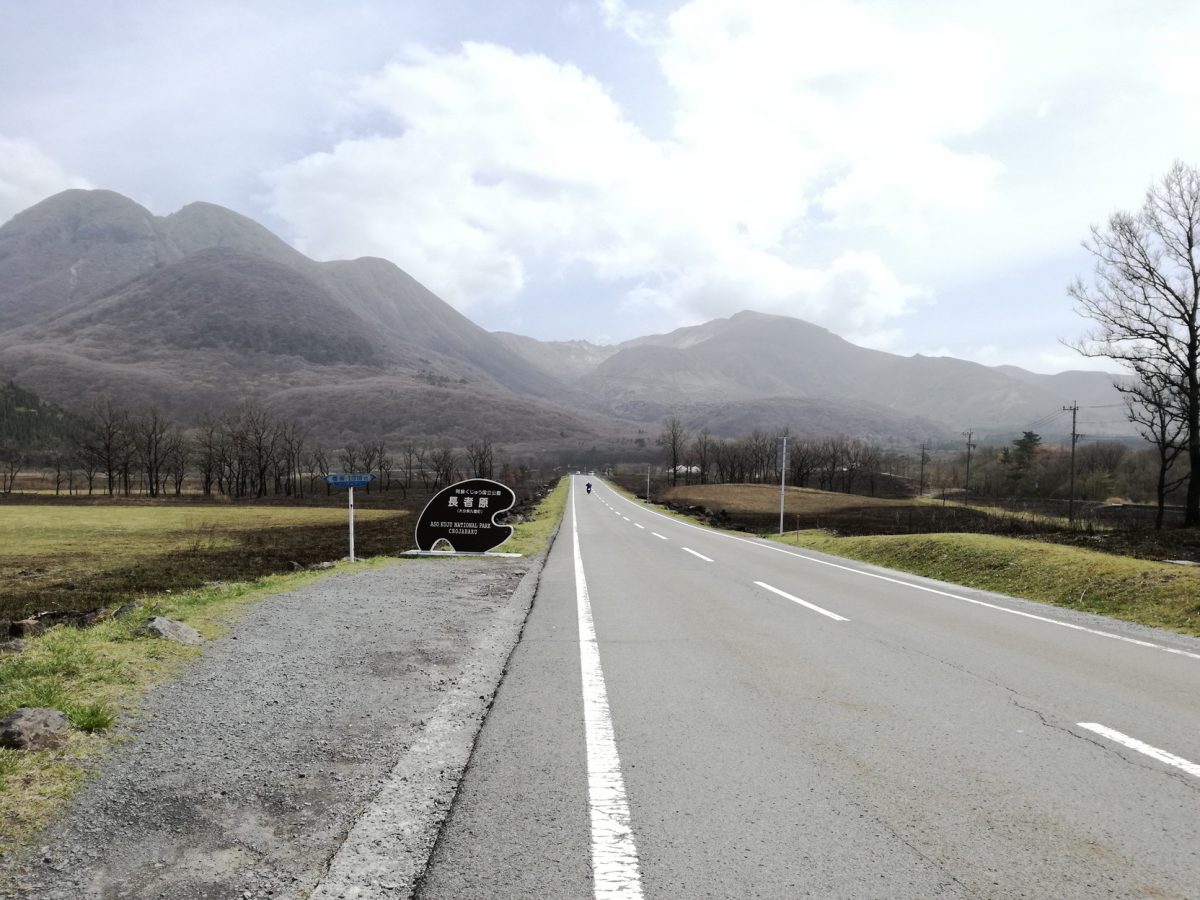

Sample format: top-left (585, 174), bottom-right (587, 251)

top-left (0, 189), bottom-right (1132, 452)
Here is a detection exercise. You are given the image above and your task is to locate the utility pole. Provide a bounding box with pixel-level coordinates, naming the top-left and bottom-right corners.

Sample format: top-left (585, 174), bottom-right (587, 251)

top-left (962, 431), bottom-right (976, 499)
top-left (919, 441), bottom-right (929, 495)
top-left (646, 463), bottom-right (651, 502)
top-left (1063, 401), bottom-right (1081, 526)
top-left (779, 435), bottom-right (788, 535)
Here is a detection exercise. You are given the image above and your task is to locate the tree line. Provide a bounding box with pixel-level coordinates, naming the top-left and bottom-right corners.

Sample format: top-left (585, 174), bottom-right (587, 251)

top-left (0, 397), bottom-right (513, 499)
top-left (656, 417), bottom-right (906, 496)
top-left (656, 415), bottom-right (1188, 527)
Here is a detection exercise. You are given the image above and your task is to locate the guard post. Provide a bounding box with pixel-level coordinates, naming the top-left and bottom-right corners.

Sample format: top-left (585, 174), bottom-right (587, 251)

top-left (324, 473), bottom-right (376, 561)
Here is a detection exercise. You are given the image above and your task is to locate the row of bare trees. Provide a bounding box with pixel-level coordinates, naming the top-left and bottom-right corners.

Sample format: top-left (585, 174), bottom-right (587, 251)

top-left (17, 399), bottom-right (503, 499)
top-left (658, 417), bottom-right (896, 496)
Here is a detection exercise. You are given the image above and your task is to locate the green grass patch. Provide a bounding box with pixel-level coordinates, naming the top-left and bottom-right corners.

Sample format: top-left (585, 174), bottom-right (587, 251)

top-left (0, 560), bottom-right (365, 852)
top-left (504, 477), bottom-right (568, 557)
top-left (774, 530), bottom-right (1200, 637)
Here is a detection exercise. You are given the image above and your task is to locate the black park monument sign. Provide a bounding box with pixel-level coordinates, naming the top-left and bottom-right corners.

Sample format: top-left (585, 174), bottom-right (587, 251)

top-left (414, 478), bottom-right (517, 553)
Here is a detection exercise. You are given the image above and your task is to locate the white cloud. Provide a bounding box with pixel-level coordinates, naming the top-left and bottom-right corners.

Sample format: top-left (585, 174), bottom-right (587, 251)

top-left (0, 137), bottom-right (90, 224)
top-left (264, 0), bottom-right (1200, 357)
top-left (267, 36), bottom-right (923, 338)
top-left (599, 0), bottom-right (656, 42)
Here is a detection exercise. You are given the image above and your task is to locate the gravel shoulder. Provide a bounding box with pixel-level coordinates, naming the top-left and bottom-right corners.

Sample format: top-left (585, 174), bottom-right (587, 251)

top-left (0, 553), bottom-right (548, 900)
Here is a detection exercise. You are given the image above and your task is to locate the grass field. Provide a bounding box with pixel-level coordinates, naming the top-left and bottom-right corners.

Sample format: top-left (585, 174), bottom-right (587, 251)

top-left (775, 530), bottom-right (1200, 637)
top-left (657, 482), bottom-right (1017, 537)
top-left (0, 504), bottom-right (409, 621)
top-left (0, 480), bottom-right (568, 853)
top-left (662, 483), bottom-right (912, 515)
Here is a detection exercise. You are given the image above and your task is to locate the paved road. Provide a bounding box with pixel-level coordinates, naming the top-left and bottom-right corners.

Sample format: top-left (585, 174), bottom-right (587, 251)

top-left (419, 477), bottom-right (1200, 899)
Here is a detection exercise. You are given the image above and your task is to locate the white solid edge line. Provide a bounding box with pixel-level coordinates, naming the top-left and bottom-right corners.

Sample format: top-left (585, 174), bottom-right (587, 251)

top-left (651, 532), bottom-right (668, 541)
top-left (572, 485), bottom-right (645, 898)
top-left (756, 581), bottom-right (850, 622)
top-left (682, 547), bottom-right (714, 562)
top-left (1077, 723), bottom-right (1200, 778)
top-left (600, 485), bottom-right (1200, 662)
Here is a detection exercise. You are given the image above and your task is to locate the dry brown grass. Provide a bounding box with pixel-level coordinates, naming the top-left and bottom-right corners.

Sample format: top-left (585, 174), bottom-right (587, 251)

top-left (662, 483), bottom-right (910, 515)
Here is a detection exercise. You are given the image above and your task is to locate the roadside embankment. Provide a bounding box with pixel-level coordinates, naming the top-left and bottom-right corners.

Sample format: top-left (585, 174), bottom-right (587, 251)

top-left (0, 477), bottom-right (567, 897)
top-left (773, 530), bottom-right (1200, 637)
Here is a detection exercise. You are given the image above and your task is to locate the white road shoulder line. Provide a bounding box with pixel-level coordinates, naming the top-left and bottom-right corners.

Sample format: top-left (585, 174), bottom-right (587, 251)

top-left (571, 487), bottom-right (645, 898)
top-left (682, 547), bottom-right (713, 562)
top-left (755, 581), bottom-right (849, 622)
top-left (1077, 723), bottom-right (1200, 779)
top-left (603, 485), bottom-right (1200, 661)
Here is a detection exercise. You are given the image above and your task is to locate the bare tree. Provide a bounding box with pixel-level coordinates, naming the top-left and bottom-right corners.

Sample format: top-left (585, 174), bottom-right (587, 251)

top-left (658, 416), bottom-right (688, 486)
top-left (400, 441), bottom-right (419, 497)
top-left (312, 447), bottom-right (331, 495)
top-left (465, 437), bottom-right (495, 479)
top-left (427, 443), bottom-right (458, 489)
top-left (130, 406), bottom-right (172, 497)
top-left (1124, 361), bottom-right (1188, 528)
top-left (81, 399), bottom-right (130, 496)
top-left (164, 428), bottom-right (188, 495)
top-left (194, 415), bottom-right (221, 495)
top-left (0, 442), bottom-right (23, 494)
top-left (49, 448), bottom-right (68, 496)
top-left (1070, 160), bottom-right (1200, 525)
top-left (691, 429), bottom-right (712, 485)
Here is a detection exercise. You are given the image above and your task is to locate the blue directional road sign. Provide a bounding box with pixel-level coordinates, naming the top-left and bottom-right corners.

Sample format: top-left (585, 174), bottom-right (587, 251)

top-left (324, 473), bottom-right (376, 489)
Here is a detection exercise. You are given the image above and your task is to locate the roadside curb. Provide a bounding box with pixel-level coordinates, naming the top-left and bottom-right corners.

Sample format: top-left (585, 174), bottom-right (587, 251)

top-left (310, 526), bottom-right (561, 900)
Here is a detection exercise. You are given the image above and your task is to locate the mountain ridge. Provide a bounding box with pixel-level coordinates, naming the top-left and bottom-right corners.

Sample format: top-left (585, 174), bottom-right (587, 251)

top-left (0, 189), bottom-right (1133, 448)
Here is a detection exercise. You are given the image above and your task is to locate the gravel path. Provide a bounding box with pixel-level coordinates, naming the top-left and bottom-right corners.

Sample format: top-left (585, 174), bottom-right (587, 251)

top-left (0, 554), bottom-right (546, 900)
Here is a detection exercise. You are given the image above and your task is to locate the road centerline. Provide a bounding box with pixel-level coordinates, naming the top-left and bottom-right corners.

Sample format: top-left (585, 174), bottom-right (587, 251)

top-left (682, 547), bottom-right (713, 562)
top-left (754, 581), bottom-right (850, 622)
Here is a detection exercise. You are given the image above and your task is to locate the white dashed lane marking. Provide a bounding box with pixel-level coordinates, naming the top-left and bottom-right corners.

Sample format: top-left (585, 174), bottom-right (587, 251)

top-left (755, 581), bottom-right (849, 623)
top-left (1078, 723), bottom-right (1200, 779)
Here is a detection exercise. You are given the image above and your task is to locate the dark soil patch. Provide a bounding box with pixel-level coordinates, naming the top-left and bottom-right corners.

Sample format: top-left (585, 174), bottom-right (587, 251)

top-left (0, 513), bottom-right (413, 622)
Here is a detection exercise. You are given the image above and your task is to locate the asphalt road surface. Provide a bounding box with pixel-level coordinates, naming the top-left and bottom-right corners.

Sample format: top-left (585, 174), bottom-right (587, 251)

top-left (418, 476), bottom-right (1200, 899)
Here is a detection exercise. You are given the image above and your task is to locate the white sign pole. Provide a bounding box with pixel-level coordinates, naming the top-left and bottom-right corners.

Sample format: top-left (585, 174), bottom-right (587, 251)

top-left (348, 485), bottom-right (356, 562)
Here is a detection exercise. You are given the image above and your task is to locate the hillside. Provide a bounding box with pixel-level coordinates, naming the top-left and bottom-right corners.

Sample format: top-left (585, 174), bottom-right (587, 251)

top-left (0, 190), bottom-right (603, 446)
top-left (500, 311), bottom-right (1130, 440)
top-left (0, 381), bottom-right (85, 453)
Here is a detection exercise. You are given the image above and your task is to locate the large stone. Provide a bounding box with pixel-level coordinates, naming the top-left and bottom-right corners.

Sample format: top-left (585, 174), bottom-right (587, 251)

top-left (0, 707), bottom-right (71, 751)
top-left (141, 616), bottom-right (204, 645)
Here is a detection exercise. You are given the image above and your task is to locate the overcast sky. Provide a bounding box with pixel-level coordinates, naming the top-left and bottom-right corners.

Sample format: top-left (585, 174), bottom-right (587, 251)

top-left (3, 0), bottom-right (1198, 373)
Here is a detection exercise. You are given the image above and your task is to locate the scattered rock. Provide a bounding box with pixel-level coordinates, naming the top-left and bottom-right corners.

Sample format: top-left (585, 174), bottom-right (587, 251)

top-left (76, 608), bottom-right (111, 627)
top-left (0, 639), bottom-right (25, 655)
top-left (309, 561), bottom-right (336, 571)
top-left (289, 561), bottom-right (304, 571)
top-left (0, 708), bottom-right (71, 751)
top-left (9, 617), bottom-right (47, 639)
top-left (141, 617), bottom-right (204, 645)
top-left (114, 602), bottom-right (140, 619)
